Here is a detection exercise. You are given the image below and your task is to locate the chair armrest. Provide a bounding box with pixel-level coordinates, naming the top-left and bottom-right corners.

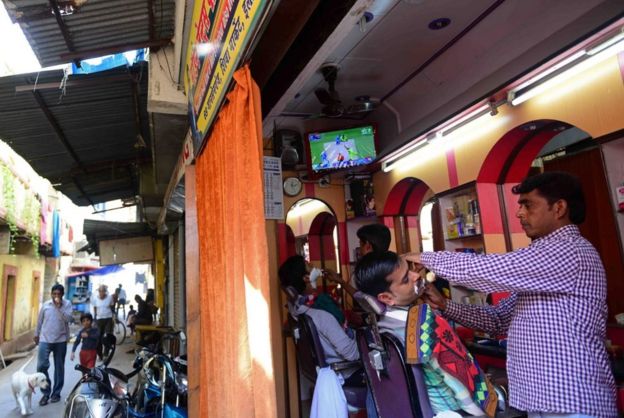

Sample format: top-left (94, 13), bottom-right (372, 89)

top-left (330, 360), bottom-right (362, 371)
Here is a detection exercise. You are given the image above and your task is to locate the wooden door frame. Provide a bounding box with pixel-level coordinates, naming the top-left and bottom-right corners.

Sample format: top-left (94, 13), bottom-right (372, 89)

top-left (31, 271), bottom-right (41, 328)
top-left (1, 265), bottom-right (18, 344)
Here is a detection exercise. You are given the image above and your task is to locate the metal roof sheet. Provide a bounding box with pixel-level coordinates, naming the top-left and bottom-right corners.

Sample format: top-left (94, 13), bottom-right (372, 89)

top-left (2, 0), bottom-right (175, 67)
top-left (0, 62), bottom-right (151, 206)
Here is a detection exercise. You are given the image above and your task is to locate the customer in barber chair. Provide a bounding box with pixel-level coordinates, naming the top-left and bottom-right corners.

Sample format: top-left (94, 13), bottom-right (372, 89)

top-left (354, 250), bottom-right (498, 417)
top-left (279, 255), bottom-right (364, 380)
top-left (279, 256), bottom-right (366, 416)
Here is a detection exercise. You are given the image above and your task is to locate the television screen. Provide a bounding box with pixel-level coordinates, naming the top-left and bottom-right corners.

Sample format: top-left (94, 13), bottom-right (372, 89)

top-left (308, 125), bottom-right (376, 172)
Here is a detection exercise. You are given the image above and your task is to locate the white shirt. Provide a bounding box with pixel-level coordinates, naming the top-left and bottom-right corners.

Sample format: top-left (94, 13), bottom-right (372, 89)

top-left (93, 294), bottom-right (114, 319)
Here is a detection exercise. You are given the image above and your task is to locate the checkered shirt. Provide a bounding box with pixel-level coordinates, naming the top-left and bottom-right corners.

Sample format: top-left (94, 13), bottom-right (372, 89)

top-left (420, 225), bottom-right (617, 417)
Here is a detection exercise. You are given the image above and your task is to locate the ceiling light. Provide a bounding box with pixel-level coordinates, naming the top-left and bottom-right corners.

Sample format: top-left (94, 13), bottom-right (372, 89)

top-left (509, 32), bottom-right (624, 106)
top-left (508, 51), bottom-right (585, 102)
top-left (587, 29), bottom-right (624, 55)
top-left (440, 102), bottom-right (498, 136)
top-left (382, 139), bottom-right (428, 172)
top-left (381, 100), bottom-right (500, 173)
top-left (381, 136), bottom-right (428, 172)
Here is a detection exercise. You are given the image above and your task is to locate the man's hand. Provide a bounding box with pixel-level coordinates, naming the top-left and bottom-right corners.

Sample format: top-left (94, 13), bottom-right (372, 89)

top-left (323, 269), bottom-right (346, 287)
top-left (402, 252), bottom-right (422, 265)
top-left (422, 283), bottom-right (447, 311)
top-left (33, 336), bottom-right (39, 345)
top-left (401, 252), bottom-right (426, 276)
top-left (53, 296), bottom-right (62, 307)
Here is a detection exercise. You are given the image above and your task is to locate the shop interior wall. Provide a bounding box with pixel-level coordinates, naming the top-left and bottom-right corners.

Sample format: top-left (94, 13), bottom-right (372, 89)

top-left (265, 219), bottom-right (289, 418)
top-left (601, 137), bottom-right (624, 250)
top-left (374, 55), bottom-right (624, 210)
top-left (543, 147), bottom-right (624, 320)
top-left (0, 255), bottom-right (45, 337)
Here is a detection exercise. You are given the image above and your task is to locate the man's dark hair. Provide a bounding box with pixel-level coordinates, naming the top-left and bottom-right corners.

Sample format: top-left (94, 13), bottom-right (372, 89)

top-left (355, 251), bottom-right (400, 298)
top-left (51, 283), bottom-right (64, 295)
top-left (357, 224), bottom-right (391, 252)
top-left (278, 255), bottom-right (307, 294)
top-left (80, 312), bottom-right (93, 322)
top-left (512, 171), bottom-right (585, 224)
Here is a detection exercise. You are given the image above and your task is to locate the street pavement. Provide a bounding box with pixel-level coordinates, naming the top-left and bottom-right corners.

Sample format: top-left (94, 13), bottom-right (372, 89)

top-left (0, 329), bottom-right (138, 418)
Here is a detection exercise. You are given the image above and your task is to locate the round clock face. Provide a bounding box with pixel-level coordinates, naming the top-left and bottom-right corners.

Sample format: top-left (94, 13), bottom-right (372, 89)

top-left (283, 177), bottom-right (302, 196)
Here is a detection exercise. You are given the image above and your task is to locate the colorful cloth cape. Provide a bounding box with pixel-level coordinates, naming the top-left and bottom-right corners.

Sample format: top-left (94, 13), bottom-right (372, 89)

top-left (405, 304), bottom-right (498, 417)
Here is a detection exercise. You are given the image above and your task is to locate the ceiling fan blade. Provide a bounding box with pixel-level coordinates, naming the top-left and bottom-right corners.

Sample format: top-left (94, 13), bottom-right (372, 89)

top-left (346, 97), bottom-right (380, 114)
top-left (328, 88), bottom-right (341, 103)
top-left (314, 88), bottom-right (333, 105)
top-left (279, 111), bottom-right (315, 118)
top-left (322, 103), bottom-right (345, 118)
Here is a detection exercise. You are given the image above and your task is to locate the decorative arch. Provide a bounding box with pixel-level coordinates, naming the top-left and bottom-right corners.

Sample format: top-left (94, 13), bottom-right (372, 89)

top-left (383, 177), bottom-right (433, 216)
top-left (477, 120), bottom-right (573, 183)
top-left (381, 177), bottom-right (435, 253)
top-left (308, 211), bottom-right (338, 270)
top-left (475, 119), bottom-right (588, 249)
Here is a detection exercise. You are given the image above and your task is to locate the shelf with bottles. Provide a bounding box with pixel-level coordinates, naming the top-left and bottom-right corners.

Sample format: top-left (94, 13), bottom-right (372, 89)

top-left (436, 183), bottom-right (484, 253)
top-left (440, 186), bottom-right (481, 240)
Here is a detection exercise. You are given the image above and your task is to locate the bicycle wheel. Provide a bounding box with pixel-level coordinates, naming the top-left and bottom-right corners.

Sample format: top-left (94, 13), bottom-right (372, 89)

top-left (114, 319), bottom-right (127, 345)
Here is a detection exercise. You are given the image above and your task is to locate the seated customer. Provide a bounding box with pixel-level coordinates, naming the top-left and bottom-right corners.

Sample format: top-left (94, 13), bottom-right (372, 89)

top-left (279, 255), bottom-right (364, 387)
top-left (134, 294), bottom-right (155, 326)
top-left (355, 251), bottom-right (498, 417)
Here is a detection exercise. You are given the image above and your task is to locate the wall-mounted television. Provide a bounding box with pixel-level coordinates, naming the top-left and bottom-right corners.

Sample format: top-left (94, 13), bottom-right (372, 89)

top-left (307, 125), bottom-right (377, 172)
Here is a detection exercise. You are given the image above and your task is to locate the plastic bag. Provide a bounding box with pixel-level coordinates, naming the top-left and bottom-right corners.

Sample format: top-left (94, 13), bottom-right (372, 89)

top-left (310, 367), bottom-right (348, 418)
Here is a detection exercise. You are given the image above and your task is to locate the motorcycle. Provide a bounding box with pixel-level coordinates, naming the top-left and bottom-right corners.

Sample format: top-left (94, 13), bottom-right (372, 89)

top-left (63, 333), bottom-right (141, 418)
top-left (128, 348), bottom-right (188, 418)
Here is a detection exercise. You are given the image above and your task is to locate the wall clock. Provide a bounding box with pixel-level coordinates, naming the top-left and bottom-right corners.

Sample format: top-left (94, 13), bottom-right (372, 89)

top-left (283, 177), bottom-right (302, 196)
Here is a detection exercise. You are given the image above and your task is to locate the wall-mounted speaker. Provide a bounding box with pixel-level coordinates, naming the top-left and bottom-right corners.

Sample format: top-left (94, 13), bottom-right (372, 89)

top-left (274, 129), bottom-right (304, 168)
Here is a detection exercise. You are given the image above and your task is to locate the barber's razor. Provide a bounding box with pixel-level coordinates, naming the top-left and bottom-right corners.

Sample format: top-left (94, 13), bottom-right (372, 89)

top-left (414, 270), bottom-right (436, 296)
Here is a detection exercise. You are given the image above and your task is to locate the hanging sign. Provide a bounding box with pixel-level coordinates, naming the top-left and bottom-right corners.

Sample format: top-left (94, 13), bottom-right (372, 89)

top-left (263, 156), bottom-right (284, 220)
top-left (184, 0), bottom-right (268, 151)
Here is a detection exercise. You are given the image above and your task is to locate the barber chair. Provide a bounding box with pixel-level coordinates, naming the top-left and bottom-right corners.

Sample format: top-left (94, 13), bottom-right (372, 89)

top-left (283, 286), bottom-right (367, 413)
top-left (353, 291), bottom-right (434, 418)
top-left (353, 291), bottom-right (512, 417)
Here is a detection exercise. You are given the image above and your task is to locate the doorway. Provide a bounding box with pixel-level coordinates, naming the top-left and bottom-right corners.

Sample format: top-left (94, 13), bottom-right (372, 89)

top-left (1, 265), bottom-right (18, 343)
top-left (31, 271), bottom-right (41, 328)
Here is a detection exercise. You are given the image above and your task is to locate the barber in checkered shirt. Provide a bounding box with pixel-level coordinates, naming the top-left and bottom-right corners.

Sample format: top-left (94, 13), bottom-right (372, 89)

top-left (406, 172), bottom-right (617, 418)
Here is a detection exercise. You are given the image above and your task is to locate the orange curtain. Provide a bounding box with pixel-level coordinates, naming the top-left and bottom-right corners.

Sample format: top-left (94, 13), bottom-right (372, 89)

top-left (195, 66), bottom-right (277, 417)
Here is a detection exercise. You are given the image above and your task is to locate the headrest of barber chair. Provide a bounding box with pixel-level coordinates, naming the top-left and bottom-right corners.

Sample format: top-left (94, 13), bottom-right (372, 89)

top-left (282, 286), bottom-right (299, 304)
top-left (353, 291), bottom-right (386, 316)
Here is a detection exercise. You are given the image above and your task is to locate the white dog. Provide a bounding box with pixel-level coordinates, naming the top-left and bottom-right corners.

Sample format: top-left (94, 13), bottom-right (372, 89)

top-left (11, 356), bottom-right (49, 416)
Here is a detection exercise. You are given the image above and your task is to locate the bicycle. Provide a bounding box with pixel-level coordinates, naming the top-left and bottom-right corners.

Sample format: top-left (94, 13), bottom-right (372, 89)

top-left (113, 317), bottom-right (127, 345)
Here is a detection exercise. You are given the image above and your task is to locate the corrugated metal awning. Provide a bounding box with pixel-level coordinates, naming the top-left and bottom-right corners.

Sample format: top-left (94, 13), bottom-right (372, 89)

top-left (0, 62), bottom-right (151, 206)
top-left (2, 0), bottom-right (175, 67)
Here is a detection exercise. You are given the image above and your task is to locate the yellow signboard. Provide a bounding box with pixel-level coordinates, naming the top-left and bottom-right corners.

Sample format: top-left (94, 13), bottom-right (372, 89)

top-left (184, 0), bottom-right (268, 150)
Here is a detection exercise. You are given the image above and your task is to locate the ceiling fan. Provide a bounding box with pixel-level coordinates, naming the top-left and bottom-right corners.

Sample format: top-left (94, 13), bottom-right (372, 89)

top-left (281, 63), bottom-right (380, 119)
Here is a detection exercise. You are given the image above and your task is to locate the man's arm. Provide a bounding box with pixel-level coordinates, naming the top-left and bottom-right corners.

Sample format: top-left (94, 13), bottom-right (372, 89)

top-left (34, 305), bottom-right (45, 344)
top-left (423, 284), bottom-right (516, 337)
top-left (323, 269), bottom-right (358, 298)
top-left (409, 240), bottom-right (579, 294)
top-left (443, 295), bottom-right (516, 337)
top-left (316, 311), bottom-right (359, 361)
top-left (60, 300), bottom-right (73, 323)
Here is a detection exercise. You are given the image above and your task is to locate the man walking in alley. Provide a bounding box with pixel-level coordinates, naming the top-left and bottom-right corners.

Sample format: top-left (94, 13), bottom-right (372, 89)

top-left (34, 283), bottom-right (73, 406)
